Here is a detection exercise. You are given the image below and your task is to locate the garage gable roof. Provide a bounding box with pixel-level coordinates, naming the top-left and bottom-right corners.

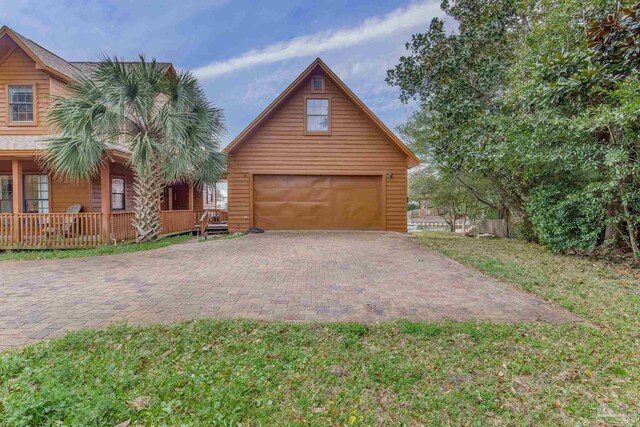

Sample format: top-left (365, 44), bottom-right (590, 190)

top-left (224, 58), bottom-right (420, 168)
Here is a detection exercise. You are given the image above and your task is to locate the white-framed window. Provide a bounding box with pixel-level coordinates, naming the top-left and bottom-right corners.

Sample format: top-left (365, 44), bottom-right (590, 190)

top-left (9, 85), bottom-right (34, 123)
top-left (306, 98), bottom-right (329, 133)
top-left (23, 175), bottom-right (49, 213)
top-left (111, 178), bottom-right (125, 210)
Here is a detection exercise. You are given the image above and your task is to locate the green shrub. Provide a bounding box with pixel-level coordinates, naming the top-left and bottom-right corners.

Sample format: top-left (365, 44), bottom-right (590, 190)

top-left (407, 201), bottom-right (419, 211)
top-left (527, 186), bottom-right (605, 252)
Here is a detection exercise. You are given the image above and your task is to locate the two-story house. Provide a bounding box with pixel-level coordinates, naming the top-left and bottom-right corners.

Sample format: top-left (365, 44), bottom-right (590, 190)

top-left (0, 26), bottom-right (208, 248)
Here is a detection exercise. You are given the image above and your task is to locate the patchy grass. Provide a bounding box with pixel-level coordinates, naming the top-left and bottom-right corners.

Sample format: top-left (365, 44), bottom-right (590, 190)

top-left (0, 233), bottom-right (638, 425)
top-left (415, 232), bottom-right (640, 334)
top-left (0, 234), bottom-right (193, 262)
top-left (198, 233), bottom-right (246, 243)
top-left (0, 233), bottom-right (245, 262)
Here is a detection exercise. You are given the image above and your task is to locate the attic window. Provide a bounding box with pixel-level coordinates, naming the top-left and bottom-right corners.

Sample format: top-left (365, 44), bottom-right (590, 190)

top-left (9, 85), bottom-right (34, 123)
top-left (306, 98), bottom-right (330, 133)
top-left (311, 76), bottom-right (324, 93)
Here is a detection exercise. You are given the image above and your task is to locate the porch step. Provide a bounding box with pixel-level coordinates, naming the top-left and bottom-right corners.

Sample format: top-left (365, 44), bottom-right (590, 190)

top-left (193, 222), bottom-right (229, 236)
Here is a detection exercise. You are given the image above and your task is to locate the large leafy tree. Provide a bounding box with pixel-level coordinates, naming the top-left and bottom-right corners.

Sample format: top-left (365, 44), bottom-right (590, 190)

top-left (387, 0), bottom-right (531, 232)
top-left (45, 57), bottom-right (226, 243)
top-left (389, 0), bottom-right (640, 261)
top-left (503, 0), bottom-right (640, 260)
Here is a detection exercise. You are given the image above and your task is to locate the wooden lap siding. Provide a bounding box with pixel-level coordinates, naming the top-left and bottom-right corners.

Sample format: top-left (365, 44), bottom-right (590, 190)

top-left (227, 71), bottom-right (408, 233)
top-left (193, 187), bottom-right (203, 209)
top-left (0, 160), bottom-right (92, 212)
top-left (0, 46), bottom-right (51, 135)
top-left (91, 161), bottom-right (137, 212)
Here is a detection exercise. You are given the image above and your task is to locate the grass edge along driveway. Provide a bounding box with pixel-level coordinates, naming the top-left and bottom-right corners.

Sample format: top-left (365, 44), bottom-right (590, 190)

top-left (0, 232), bottom-right (638, 425)
top-left (0, 233), bottom-right (244, 262)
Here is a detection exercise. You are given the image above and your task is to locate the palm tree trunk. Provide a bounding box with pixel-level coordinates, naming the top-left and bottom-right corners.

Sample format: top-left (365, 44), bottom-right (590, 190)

top-left (132, 164), bottom-right (165, 243)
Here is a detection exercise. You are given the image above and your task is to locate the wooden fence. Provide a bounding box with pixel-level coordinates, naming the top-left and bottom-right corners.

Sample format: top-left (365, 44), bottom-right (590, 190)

top-left (466, 219), bottom-right (509, 238)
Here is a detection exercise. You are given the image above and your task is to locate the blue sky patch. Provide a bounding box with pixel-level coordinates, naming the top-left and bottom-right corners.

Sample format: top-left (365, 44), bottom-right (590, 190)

top-left (2, 0), bottom-right (449, 146)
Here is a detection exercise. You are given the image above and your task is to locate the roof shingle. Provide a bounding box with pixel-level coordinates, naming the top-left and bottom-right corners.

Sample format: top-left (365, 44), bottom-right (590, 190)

top-left (0, 135), bottom-right (52, 150)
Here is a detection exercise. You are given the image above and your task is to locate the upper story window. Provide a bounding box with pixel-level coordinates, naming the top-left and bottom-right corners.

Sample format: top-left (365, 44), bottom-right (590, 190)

top-left (9, 85), bottom-right (34, 123)
top-left (311, 76), bottom-right (324, 93)
top-left (306, 98), bottom-right (330, 133)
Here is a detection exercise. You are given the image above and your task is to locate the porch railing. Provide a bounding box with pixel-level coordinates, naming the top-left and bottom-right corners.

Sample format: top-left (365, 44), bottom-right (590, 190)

top-left (0, 214), bottom-right (14, 247)
top-left (0, 209), bottom-right (227, 249)
top-left (195, 209), bottom-right (228, 223)
top-left (110, 211), bottom-right (136, 243)
top-left (160, 210), bottom-right (198, 235)
top-left (0, 213), bottom-right (103, 249)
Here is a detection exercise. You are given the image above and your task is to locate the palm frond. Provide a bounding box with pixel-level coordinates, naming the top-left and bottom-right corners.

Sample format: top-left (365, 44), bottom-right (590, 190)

top-left (189, 150), bottom-right (228, 188)
top-left (42, 136), bottom-right (106, 182)
top-left (44, 55), bottom-right (227, 187)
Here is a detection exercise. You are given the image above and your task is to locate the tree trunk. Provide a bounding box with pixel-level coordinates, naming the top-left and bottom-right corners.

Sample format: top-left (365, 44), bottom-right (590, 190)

top-left (499, 203), bottom-right (511, 238)
top-left (602, 201), bottom-right (626, 249)
top-left (132, 165), bottom-right (165, 243)
top-left (622, 202), bottom-right (639, 267)
top-left (519, 212), bottom-right (536, 242)
top-left (449, 205), bottom-right (456, 232)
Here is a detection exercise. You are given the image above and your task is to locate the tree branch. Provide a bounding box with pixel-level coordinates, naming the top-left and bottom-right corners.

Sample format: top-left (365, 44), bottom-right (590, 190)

top-left (456, 176), bottom-right (498, 209)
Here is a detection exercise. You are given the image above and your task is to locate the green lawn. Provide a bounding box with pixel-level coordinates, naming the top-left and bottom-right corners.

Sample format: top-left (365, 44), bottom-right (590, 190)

top-left (0, 233), bottom-right (242, 262)
top-left (0, 233), bottom-right (638, 426)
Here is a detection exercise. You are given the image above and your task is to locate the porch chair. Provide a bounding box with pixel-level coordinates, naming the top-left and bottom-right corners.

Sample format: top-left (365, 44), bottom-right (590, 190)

top-left (44, 204), bottom-right (82, 239)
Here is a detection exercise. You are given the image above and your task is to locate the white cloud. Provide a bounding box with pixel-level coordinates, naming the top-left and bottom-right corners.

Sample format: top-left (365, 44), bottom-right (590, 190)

top-left (193, 1), bottom-right (442, 79)
top-left (239, 68), bottom-right (293, 104)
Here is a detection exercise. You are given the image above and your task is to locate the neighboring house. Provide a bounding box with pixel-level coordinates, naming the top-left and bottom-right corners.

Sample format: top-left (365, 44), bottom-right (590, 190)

top-left (0, 26), bottom-right (206, 248)
top-left (224, 58), bottom-right (420, 233)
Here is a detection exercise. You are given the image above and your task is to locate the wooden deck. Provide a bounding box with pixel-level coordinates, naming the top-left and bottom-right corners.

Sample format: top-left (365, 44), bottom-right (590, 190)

top-left (0, 209), bottom-right (227, 249)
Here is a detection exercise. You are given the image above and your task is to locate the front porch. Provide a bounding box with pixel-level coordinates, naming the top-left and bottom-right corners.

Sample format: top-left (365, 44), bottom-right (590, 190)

top-left (0, 156), bottom-right (227, 249)
top-left (0, 209), bottom-right (228, 249)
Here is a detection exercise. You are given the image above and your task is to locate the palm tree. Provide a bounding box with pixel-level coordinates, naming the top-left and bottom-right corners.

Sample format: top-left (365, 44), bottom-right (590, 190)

top-left (45, 56), bottom-right (226, 242)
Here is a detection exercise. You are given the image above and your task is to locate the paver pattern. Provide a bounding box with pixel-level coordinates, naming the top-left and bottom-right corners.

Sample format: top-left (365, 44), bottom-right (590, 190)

top-left (0, 231), bottom-right (580, 348)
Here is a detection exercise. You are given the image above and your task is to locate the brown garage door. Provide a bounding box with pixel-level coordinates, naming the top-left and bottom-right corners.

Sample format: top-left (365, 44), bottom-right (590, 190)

top-left (253, 175), bottom-right (382, 230)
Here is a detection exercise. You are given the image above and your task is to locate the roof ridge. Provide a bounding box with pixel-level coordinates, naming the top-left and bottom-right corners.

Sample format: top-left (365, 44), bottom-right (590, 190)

top-left (10, 29), bottom-right (81, 72)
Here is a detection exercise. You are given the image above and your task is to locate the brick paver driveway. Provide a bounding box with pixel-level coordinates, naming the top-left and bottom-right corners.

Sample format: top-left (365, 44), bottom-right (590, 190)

top-left (0, 231), bottom-right (579, 348)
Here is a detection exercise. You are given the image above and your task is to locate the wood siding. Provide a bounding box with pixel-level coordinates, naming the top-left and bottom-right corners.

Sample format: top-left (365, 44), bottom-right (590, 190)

top-left (90, 161), bottom-right (137, 212)
top-left (49, 76), bottom-right (73, 99)
top-left (227, 69), bottom-right (408, 233)
top-left (194, 187), bottom-right (203, 209)
top-left (0, 42), bottom-right (52, 135)
top-left (0, 159), bottom-right (92, 212)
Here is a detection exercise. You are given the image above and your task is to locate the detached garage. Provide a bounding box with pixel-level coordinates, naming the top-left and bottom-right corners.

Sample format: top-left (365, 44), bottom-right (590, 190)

top-left (224, 58), bottom-right (420, 233)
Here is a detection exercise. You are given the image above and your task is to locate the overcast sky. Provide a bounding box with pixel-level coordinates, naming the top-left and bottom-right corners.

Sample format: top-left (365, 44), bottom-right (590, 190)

top-left (2, 0), bottom-right (449, 147)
